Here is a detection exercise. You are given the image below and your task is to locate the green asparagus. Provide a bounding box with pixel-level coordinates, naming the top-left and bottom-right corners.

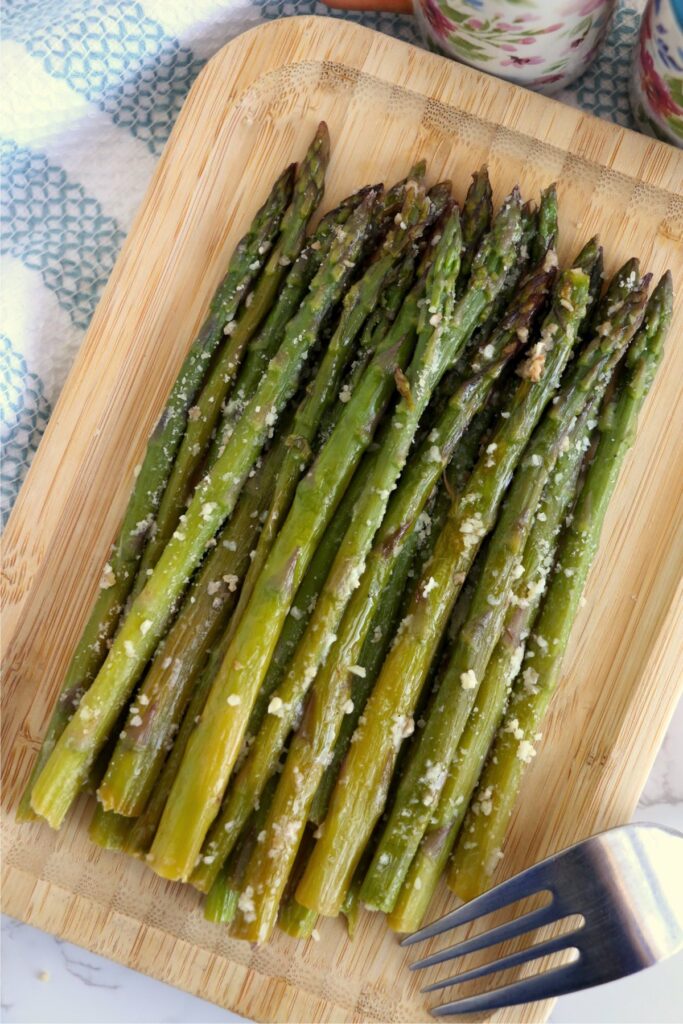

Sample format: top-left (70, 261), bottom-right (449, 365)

top-left (360, 261), bottom-right (650, 913)
top-left (208, 185), bottom-right (378, 464)
top-left (146, 207), bottom-right (434, 880)
top-left (223, 182), bottom-right (430, 635)
top-left (97, 418), bottom-right (294, 816)
top-left (449, 271), bottom-right (672, 902)
top-left (387, 399), bottom-right (599, 932)
top-left (30, 192), bottom-right (377, 829)
top-left (134, 126), bottom-right (330, 581)
top-left (190, 452), bottom-right (380, 893)
top-left (231, 198), bottom-right (528, 941)
top-left (296, 264), bottom-right (591, 918)
top-left (16, 160), bottom-right (295, 821)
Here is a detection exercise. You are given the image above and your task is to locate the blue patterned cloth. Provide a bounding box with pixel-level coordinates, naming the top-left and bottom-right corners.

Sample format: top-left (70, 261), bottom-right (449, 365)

top-left (0, 0), bottom-right (645, 525)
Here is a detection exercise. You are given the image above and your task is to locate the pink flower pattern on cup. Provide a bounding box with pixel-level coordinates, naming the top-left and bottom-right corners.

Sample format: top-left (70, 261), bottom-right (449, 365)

top-left (414, 0), bottom-right (616, 93)
top-left (630, 0), bottom-right (683, 146)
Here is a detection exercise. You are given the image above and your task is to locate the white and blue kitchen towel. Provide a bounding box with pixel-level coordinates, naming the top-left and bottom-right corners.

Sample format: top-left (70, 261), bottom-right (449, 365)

top-left (0, 0), bottom-right (646, 526)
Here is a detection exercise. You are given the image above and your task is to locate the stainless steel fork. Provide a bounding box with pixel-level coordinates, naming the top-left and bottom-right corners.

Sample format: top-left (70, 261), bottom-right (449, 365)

top-left (403, 823), bottom-right (683, 1016)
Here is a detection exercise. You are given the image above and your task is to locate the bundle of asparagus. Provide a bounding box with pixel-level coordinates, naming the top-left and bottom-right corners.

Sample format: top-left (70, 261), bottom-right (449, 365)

top-left (22, 124), bottom-right (672, 946)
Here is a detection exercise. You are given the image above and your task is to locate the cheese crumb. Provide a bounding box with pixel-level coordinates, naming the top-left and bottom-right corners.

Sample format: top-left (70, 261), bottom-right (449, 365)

top-left (422, 576), bottom-right (437, 597)
top-left (268, 696), bottom-right (285, 717)
top-left (227, 694), bottom-right (241, 706)
top-left (343, 699), bottom-right (354, 714)
top-left (460, 669), bottom-right (478, 690)
top-left (237, 886), bottom-right (256, 922)
top-left (140, 619), bottom-right (152, 636)
top-left (99, 562), bottom-right (116, 589)
top-left (517, 739), bottom-right (537, 763)
top-left (349, 664), bottom-right (366, 678)
top-left (124, 640), bottom-right (135, 658)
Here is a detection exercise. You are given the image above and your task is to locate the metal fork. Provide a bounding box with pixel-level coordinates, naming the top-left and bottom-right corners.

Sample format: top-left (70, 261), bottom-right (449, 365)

top-left (403, 823), bottom-right (683, 1016)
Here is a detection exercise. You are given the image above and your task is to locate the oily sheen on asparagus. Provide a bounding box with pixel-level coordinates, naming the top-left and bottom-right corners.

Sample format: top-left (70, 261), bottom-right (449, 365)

top-left (22, 126), bottom-right (672, 954)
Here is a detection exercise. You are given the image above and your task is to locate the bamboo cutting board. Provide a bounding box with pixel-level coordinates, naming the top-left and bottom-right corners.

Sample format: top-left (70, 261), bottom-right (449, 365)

top-left (2, 16), bottom-right (683, 1024)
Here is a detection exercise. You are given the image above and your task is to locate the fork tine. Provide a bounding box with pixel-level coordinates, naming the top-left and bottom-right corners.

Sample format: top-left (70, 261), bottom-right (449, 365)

top-left (432, 960), bottom-right (585, 1016)
top-left (421, 929), bottom-right (581, 993)
top-left (402, 861), bottom-right (552, 946)
top-left (410, 903), bottom-right (560, 971)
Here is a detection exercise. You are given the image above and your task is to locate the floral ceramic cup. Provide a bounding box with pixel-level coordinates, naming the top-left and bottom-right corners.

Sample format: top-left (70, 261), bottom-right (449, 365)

top-left (630, 0), bottom-right (683, 146)
top-left (324, 0), bottom-right (616, 94)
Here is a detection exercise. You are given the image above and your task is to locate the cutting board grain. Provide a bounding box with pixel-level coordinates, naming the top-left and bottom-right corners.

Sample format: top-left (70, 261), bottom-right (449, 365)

top-left (2, 16), bottom-right (682, 1024)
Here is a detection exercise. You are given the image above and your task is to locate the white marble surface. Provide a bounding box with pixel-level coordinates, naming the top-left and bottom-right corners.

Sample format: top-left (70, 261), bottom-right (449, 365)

top-left (3, 699), bottom-right (682, 1024)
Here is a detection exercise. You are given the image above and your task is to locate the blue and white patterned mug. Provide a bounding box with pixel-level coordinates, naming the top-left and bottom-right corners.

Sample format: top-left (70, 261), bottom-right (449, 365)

top-left (630, 0), bottom-right (683, 146)
top-left (324, 0), bottom-right (616, 93)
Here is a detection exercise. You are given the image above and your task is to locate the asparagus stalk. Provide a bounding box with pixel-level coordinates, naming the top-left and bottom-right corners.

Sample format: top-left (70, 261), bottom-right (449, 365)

top-left (360, 261), bottom-right (651, 912)
top-left (128, 420), bottom-right (373, 856)
top-left (231, 198), bottom-right (528, 941)
top-left (296, 264), bottom-right (591, 919)
top-left (145, 211), bottom-right (438, 883)
top-left (387, 399), bottom-right (599, 932)
top-left (134, 126), bottom-right (330, 581)
top-left (204, 774), bottom-right (279, 925)
top-left (277, 829), bottom-right (319, 940)
top-left (96, 416), bottom-right (294, 816)
top-left (125, 636), bottom-right (230, 857)
top-left (209, 185), bottom-right (378, 464)
top-left (16, 161), bottom-right (295, 821)
top-left (306, 256), bottom-right (555, 828)
top-left (455, 168), bottom-right (493, 295)
top-left (449, 271), bottom-right (672, 902)
top-left (30, 192), bottom-right (377, 829)
top-left (308, 525), bottom-right (423, 827)
top-left (223, 183), bottom-right (430, 634)
top-left (99, 210), bottom-right (422, 823)
top-left (278, 898), bottom-right (318, 941)
top-left (189, 451), bottom-right (376, 891)
top-left (88, 803), bottom-right (133, 851)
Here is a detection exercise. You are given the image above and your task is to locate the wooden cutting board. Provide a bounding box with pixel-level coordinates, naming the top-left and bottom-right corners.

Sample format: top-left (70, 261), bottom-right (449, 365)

top-left (2, 16), bottom-right (682, 1024)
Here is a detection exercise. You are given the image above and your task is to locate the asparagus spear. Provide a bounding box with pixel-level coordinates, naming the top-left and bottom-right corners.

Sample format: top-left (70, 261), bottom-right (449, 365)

top-left (455, 168), bottom-right (493, 295)
top-left (146, 214), bottom-right (437, 882)
top-left (307, 525), bottom-right (423, 827)
top-left (30, 193), bottom-right (377, 830)
top-left (125, 636), bottom-right (230, 857)
top-left (129, 428), bottom-right (366, 854)
top-left (449, 271), bottom-right (672, 902)
top-left (230, 198), bottom-right (528, 942)
top-left (222, 183), bottom-right (430, 635)
top-left (307, 256), bottom-right (555, 829)
top-left (295, 264), bottom-right (591, 919)
top-left (277, 829), bottom-right (320, 940)
top-left (88, 803), bottom-right (133, 851)
top-left (208, 185), bottom-right (378, 464)
top-left (204, 774), bottom-right (280, 925)
top-left (16, 162), bottom-right (295, 822)
top-left (387, 399), bottom-right (599, 932)
top-left (96, 416), bottom-right (294, 816)
top-left (134, 126), bottom-right (330, 581)
top-left (189, 452), bottom-right (377, 891)
top-left (100, 223), bottom-right (420, 823)
top-left (360, 261), bottom-right (651, 912)
top-left (530, 185), bottom-right (558, 265)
